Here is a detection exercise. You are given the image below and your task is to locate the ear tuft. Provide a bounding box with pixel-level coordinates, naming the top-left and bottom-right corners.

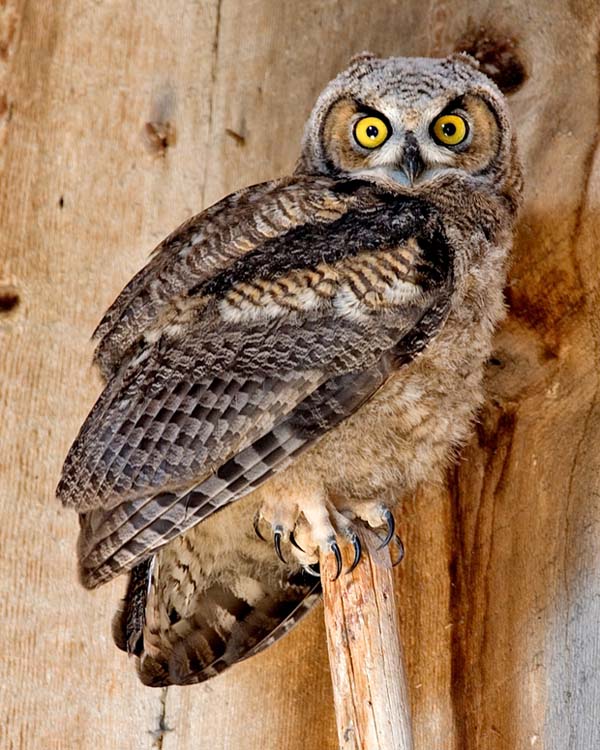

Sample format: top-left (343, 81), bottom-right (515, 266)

top-left (448, 51), bottom-right (481, 70)
top-left (348, 50), bottom-right (377, 67)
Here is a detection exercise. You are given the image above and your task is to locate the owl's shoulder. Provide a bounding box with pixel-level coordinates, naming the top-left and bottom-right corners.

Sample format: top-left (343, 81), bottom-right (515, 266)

top-left (93, 174), bottom-right (442, 379)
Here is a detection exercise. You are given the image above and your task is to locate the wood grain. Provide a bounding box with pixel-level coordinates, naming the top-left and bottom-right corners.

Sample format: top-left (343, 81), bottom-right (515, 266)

top-left (1, 1), bottom-right (599, 748)
top-left (321, 529), bottom-right (413, 750)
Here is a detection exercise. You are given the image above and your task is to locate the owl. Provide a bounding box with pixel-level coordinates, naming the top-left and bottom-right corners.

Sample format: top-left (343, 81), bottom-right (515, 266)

top-left (57, 53), bottom-right (522, 686)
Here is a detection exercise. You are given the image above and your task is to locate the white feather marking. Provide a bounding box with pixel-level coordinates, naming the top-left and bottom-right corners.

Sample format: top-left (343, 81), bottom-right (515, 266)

top-left (163, 322), bottom-right (184, 337)
top-left (294, 288), bottom-right (321, 310)
top-left (230, 576), bottom-right (265, 606)
top-left (218, 288), bottom-right (323, 324)
top-left (213, 604), bottom-right (237, 633)
top-left (218, 298), bottom-right (287, 323)
top-left (332, 285), bottom-right (368, 320)
top-left (143, 328), bottom-right (161, 344)
top-left (383, 279), bottom-right (422, 305)
top-left (254, 215), bottom-right (278, 236)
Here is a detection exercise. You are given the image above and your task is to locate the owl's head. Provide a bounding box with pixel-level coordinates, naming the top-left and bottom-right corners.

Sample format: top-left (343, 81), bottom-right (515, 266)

top-left (298, 53), bottom-right (520, 200)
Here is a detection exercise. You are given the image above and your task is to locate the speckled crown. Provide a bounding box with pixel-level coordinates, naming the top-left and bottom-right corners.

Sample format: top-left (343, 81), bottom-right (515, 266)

top-left (296, 53), bottom-right (520, 200)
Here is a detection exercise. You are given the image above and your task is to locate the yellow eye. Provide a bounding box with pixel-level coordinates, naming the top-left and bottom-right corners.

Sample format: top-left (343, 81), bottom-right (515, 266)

top-left (354, 116), bottom-right (389, 149)
top-left (432, 114), bottom-right (469, 146)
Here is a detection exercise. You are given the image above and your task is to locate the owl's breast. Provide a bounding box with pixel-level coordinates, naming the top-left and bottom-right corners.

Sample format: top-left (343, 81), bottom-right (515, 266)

top-left (281, 238), bottom-right (509, 500)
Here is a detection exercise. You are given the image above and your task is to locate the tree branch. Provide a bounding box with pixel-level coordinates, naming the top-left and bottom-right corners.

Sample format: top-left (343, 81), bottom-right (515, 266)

top-left (321, 527), bottom-right (414, 750)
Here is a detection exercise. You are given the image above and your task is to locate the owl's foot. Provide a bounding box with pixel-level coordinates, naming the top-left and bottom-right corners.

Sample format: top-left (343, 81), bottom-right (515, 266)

top-left (254, 495), bottom-right (357, 579)
top-left (339, 499), bottom-right (405, 567)
top-left (254, 494), bottom-right (401, 579)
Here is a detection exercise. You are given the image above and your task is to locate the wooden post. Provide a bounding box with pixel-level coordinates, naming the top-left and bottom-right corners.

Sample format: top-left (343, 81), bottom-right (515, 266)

top-left (321, 529), bottom-right (414, 750)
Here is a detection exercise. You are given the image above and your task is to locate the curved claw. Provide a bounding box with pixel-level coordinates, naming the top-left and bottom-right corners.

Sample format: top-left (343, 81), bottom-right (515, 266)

top-left (377, 508), bottom-right (395, 549)
top-left (391, 535), bottom-right (405, 567)
top-left (289, 530), bottom-right (305, 552)
top-left (347, 532), bottom-right (362, 573)
top-left (303, 564), bottom-right (321, 578)
top-left (273, 526), bottom-right (286, 564)
top-left (253, 512), bottom-right (267, 542)
top-left (330, 541), bottom-right (343, 581)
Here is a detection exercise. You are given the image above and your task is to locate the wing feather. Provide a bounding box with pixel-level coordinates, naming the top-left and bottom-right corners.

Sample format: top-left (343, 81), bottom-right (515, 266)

top-left (92, 176), bottom-right (356, 379)
top-left (77, 353), bottom-right (401, 587)
top-left (57, 176), bottom-right (454, 589)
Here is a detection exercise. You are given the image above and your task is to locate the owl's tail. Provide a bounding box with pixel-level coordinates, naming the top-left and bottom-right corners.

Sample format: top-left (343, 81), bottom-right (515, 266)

top-left (112, 526), bottom-right (321, 687)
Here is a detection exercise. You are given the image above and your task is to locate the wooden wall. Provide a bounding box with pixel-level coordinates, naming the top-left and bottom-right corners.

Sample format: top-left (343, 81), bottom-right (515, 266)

top-left (1, 1), bottom-right (599, 747)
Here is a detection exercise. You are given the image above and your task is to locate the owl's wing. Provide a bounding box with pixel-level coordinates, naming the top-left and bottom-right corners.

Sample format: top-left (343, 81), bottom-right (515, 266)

top-left (57, 176), bottom-right (453, 589)
top-left (92, 175), bottom-right (366, 379)
top-left (114, 545), bottom-right (324, 687)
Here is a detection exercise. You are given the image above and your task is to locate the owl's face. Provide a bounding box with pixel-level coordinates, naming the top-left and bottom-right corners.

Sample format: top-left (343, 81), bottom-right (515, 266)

top-left (299, 54), bottom-right (516, 193)
top-left (320, 90), bottom-right (499, 187)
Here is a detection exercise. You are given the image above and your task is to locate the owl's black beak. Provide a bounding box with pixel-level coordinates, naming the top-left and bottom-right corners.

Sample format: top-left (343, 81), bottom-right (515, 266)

top-left (401, 133), bottom-right (425, 184)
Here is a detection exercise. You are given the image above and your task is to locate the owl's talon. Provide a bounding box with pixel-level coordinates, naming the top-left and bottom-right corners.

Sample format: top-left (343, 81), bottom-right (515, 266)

top-left (347, 531), bottom-right (362, 573)
top-left (377, 508), bottom-right (395, 549)
top-left (391, 534), bottom-right (405, 567)
top-left (303, 563), bottom-right (321, 578)
top-left (253, 512), bottom-right (267, 542)
top-left (257, 495), bottom-right (395, 573)
top-left (289, 529), bottom-right (305, 552)
top-left (273, 526), bottom-right (286, 564)
top-left (329, 540), bottom-right (343, 581)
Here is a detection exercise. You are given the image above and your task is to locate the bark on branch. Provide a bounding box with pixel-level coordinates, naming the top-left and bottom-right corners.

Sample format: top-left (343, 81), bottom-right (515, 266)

top-left (321, 527), bottom-right (414, 750)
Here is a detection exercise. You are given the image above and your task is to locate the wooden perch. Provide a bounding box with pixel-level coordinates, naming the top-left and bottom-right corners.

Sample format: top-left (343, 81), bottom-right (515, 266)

top-left (320, 527), bottom-right (414, 750)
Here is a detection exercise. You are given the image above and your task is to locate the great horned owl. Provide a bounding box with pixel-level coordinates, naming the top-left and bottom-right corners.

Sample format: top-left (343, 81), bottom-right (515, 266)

top-left (57, 53), bottom-right (522, 686)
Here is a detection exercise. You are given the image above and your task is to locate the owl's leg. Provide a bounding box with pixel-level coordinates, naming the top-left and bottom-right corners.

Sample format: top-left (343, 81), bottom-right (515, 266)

top-left (338, 499), bottom-right (396, 543)
top-left (253, 477), bottom-right (359, 577)
top-left (333, 497), bottom-right (405, 566)
top-left (255, 485), bottom-right (342, 575)
top-left (253, 480), bottom-right (398, 577)
top-left (292, 499), bottom-right (364, 577)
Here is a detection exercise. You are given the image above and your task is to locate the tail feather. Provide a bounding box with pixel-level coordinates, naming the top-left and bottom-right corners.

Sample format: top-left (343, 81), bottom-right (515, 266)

top-left (112, 505), bottom-right (321, 687)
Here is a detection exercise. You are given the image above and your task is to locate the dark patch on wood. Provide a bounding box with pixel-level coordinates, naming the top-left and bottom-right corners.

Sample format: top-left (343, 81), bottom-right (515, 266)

top-left (149, 688), bottom-right (173, 747)
top-left (449, 405), bottom-right (518, 745)
top-left (506, 205), bottom-right (590, 343)
top-left (144, 121), bottom-right (177, 155)
top-left (225, 127), bottom-right (246, 145)
top-left (472, 399), bottom-right (515, 450)
top-left (58, 196), bottom-right (64, 209)
top-left (485, 318), bottom-right (562, 407)
top-left (0, 6), bottom-right (19, 62)
top-left (541, 343), bottom-right (559, 362)
top-left (447, 537), bottom-right (468, 750)
top-left (456, 27), bottom-right (527, 94)
top-left (485, 409), bottom-right (518, 497)
top-left (0, 284), bottom-right (20, 313)
top-left (505, 265), bottom-right (585, 335)
top-left (570, 39), bottom-right (600, 262)
top-left (199, 0), bottom-right (223, 207)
